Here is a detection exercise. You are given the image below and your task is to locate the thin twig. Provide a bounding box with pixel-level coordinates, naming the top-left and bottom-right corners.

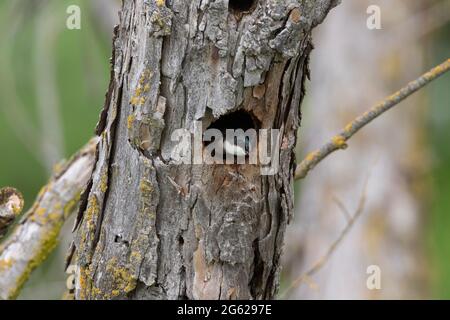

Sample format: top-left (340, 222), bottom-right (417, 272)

top-left (295, 59), bottom-right (450, 180)
top-left (280, 174), bottom-right (370, 298)
top-left (331, 196), bottom-right (351, 223)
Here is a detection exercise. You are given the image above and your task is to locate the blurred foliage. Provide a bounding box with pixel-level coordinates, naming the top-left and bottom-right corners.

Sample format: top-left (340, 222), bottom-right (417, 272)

top-left (428, 23), bottom-right (450, 299)
top-left (0, 0), bottom-right (112, 298)
top-left (0, 0), bottom-right (110, 208)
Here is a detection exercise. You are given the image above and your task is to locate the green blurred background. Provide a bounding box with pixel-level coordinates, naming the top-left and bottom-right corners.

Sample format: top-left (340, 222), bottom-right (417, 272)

top-left (0, 0), bottom-right (114, 298)
top-left (0, 0), bottom-right (448, 299)
top-left (428, 20), bottom-right (450, 298)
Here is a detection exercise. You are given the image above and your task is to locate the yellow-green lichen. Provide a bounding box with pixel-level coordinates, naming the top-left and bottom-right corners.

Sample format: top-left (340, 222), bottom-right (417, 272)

top-left (305, 151), bottom-right (319, 163)
top-left (7, 188), bottom-right (86, 298)
top-left (30, 201), bottom-right (65, 225)
top-left (130, 69), bottom-right (152, 107)
top-left (7, 221), bottom-right (63, 299)
top-left (47, 211), bottom-right (61, 223)
top-left (130, 96), bottom-right (141, 106)
top-left (78, 266), bottom-right (89, 300)
top-left (129, 251), bottom-right (143, 266)
top-left (127, 114), bottom-right (136, 129)
top-left (111, 289), bottom-right (120, 298)
top-left (135, 86), bottom-right (143, 97)
top-left (331, 135), bottom-right (348, 149)
top-left (344, 123), bottom-right (354, 134)
top-left (78, 195), bottom-right (100, 261)
top-left (106, 257), bottom-right (137, 295)
top-left (85, 196), bottom-right (100, 234)
top-left (90, 286), bottom-right (103, 299)
top-left (31, 207), bottom-right (47, 223)
top-left (140, 178), bottom-right (156, 220)
top-left (100, 169), bottom-right (109, 194)
top-left (140, 179), bottom-right (154, 195)
top-left (0, 258), bottom-right (15, 271)
top-left (52, 161), bottom-right (65, 177)
top-left (63, 192), bottom-right (81, 219)
top-left (31, 207), bottom-right (58, 225)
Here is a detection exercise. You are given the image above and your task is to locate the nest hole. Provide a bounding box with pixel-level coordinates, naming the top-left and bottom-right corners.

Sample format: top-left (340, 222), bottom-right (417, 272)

top-left (207, 110), bottom-right (259, 133)
top-left (204, 110), bottom-right (259, 161)
top-left (229, 0), bottom-right (257, 13)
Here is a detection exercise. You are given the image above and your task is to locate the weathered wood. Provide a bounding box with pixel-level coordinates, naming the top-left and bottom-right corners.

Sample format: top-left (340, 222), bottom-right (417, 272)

top-left (0, 188), bottom-right (24, 240)
top-left (72, 0), bottom-right (338, 300)
top-left (0, 139), bottom-right (96, 300)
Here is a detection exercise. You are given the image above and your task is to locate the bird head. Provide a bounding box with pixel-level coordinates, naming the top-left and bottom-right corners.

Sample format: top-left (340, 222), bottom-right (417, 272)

top-left (223, 133), bottom-right (252, 158)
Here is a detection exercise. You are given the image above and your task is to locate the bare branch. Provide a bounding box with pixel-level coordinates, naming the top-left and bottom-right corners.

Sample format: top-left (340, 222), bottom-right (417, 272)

top-left (0, 138), bottom-right (97, 300)
top-left (281, 174), bottom-right (370, 298)
top-left (331, 195), bottom-right (351, 223)
top-left (295, 59), bottom-right (450, 180)
top-left (0, 188), bottom-right (24, 239)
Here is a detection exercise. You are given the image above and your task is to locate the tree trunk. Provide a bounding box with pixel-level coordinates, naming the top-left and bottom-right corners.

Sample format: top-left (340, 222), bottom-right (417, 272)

top-left (72, 0), bottom-right (338, 300)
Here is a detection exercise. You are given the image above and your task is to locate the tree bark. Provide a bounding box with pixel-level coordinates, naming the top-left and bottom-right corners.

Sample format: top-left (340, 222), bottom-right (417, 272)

top-left (72, 0), bottom-right (338, 300)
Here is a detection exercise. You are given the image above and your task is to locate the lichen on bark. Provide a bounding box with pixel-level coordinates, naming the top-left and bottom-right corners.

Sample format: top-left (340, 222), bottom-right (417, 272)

top-left (72, 0), bottom-right (339, 300)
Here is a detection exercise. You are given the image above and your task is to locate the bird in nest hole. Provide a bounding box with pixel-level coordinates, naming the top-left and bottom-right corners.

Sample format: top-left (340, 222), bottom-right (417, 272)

top-left (223, 134), bottom-right (252, 158)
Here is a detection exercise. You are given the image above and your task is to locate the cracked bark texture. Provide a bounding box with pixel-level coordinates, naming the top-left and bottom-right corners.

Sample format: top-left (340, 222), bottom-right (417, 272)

top-left (72, 0), bottom-right (338, 300)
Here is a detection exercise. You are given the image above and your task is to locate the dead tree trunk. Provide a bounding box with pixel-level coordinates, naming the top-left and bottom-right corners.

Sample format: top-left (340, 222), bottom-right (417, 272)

top-left (72, 0), bottom-right (338, 300)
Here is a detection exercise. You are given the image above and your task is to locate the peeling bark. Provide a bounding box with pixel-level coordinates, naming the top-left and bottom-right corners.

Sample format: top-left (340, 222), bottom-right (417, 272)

top-left (72, 0), bottom-right (338, 300)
